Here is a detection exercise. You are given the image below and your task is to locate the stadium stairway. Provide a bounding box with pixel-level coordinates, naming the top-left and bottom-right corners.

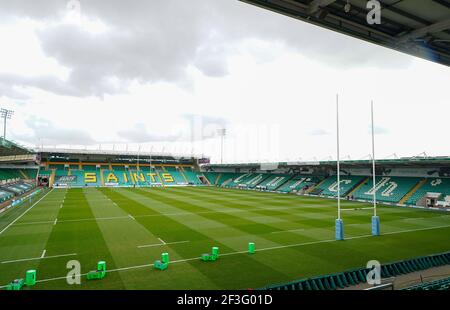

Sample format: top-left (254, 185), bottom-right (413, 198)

top-left (49, 170), bottom-right (56, 187)
top-left (129, 168), bottom-right (136, 185)
top-left (100, 169), bottom-right (105, 186)
top-left (212, 173), bottom-right (221, 185)
top-left (272, 175), bottom-right (294, 191)
top-left (305, 178), bottom-right (327, 194)
top-left (180, 168), bottom-right (189, 184)
top-left (18, 170), bottom-right (28, 179)
top-left (202, 172), bottom-right (220, 185)
top-left (257, 174), bottom-right (293, 191)
top-left (352, 176), bottom-right (422, 204)
top-left (399, 179), bottom-right (427, 205)
top-left (346, 177), bottom-right (370, 197)
top-left (315, 175), bottom-right (366, 197)
top-left (276, 175), bottom-right (318, 193)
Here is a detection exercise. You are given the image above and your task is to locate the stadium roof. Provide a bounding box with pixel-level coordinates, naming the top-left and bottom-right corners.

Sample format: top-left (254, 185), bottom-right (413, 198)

top-left (36, 147), bottom-right (206, 160)
top-left (240, 0), bottom-right (450, 66)
top-left (0, 138), bottom-right (33, 156)
top-left (205, 156), bottom-right (450, 169)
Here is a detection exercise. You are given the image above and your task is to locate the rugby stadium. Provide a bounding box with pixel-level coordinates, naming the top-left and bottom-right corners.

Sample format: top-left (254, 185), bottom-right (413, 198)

top-left (0, 141), bottom-right (450, 291)
top-left (0, 0), bottom-right (449, 299)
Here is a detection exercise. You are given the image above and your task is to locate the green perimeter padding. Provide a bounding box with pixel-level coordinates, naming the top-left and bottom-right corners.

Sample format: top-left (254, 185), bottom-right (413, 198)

top-left (262, 251), bottom-right (450, 291)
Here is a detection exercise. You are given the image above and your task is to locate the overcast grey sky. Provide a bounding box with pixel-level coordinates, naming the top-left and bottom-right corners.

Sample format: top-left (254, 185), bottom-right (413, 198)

top-left (0, 0), bottom-right (449, 163)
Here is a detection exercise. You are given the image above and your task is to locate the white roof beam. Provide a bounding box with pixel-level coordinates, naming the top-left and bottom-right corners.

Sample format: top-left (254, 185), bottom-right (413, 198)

top-left (307, 0), bottom-right (337, 15)
top-left (398, 18), bottom-right (450, 43)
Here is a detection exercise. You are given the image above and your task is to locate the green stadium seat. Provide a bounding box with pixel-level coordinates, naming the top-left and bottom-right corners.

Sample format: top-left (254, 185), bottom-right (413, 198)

top-left (314, 175), bottom-right (366, 197)
top-left (406, 177), bottom-right (450, 205)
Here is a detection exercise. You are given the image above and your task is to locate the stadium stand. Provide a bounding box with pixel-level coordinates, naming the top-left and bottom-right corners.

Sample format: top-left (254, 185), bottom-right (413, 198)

top-left (165, 166), bottom-right (188, 185)
top-left (203, 172), bottom-right (220, 185)
top-left (405, 178), bottom-right (450, 205)
top-left (215, 172), bottom-right (244, 186)
top-left (0, 168), bottom-right (38, 183)
top-left (277, 175), bottom-right (320, 193)
top-left (50, 164), bottom-right (210, 187)
top-left (0, 189), bottom-right (13, 202)
top-left (255, 174), bottom-right (292, 191)
top-left (182, 168), bottom-right (205, 185)
top-left (315, 175), bottom-right (366, 197)
top-left (352, 176), bottom-right (422, 203)
top-left (226, 173), bottom-right (255, 188)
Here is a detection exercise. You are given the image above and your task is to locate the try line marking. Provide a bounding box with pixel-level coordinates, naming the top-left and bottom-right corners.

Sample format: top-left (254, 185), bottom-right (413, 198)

top-left (0, 188), bottom-right (54, 236)
top-left (138, 240), bottom-right (189, 248)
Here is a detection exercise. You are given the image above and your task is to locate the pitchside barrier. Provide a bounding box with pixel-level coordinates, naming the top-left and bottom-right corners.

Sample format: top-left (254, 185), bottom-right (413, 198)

top-left (261, 251), bottom-right (450, 291)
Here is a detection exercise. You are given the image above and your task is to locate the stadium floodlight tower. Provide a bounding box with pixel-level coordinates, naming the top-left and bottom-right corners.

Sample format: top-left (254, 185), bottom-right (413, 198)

top-left (371, 101), bottom-right (380, 236)
top-left (335, 95), bottom-right (344, 241)
top-left (0, 108), bottom-right (14, 140)
top-left (217, 128), bottom-right (226, 164)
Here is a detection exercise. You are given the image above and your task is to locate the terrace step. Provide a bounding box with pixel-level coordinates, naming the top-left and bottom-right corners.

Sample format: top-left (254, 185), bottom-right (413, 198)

top-left (400, 179), bottom-right (427, 205)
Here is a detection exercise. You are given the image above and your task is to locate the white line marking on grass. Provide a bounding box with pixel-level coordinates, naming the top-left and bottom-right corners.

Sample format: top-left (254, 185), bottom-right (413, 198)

top-left (13, 216), bottom-right (130, 227)
top-left (53, 218), bottom-right (58, 226)
top-left (3, 224), bottom-right (450, 288)
top-left (341, 207), bottom-right (374, 211)
top-left (13, 220), bottom-right (55, 226)
top-left (271, 228), bottom-right (305, 234)
top-left (137, 240), bottom-right (189, 248)
top-left (381, 224), bottom-right (450, 236)
top-left (41, 249), bottom-right (46, 258)
top-left (0, 188), bottom-right (54, 236)
top-left (157, 238), bottom-right (166, 245)
top-left (0, 252), bottom-right (77, 265)
top-left (128, 214), bottom-right (136, 220)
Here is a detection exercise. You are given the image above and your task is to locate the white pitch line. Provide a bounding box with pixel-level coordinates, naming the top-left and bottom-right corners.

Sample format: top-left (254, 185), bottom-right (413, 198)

top-left (41, 249), bottom-right (46, 258)
top-left (2, 223), bottom-right (450, 288)
top-left (0, 188), bottom-right (54, 236)
top-left (271, 228), bottom-right (305, 234)
top-left (128, 214), bottom-right (136, 221)
top-left (12, 215), bottom-right (130, 227)
top-left (137, 240), bottom-right (189, 248)
top-left (12, 220), bottom-right (54, 226)
top-left (341, 207), bottom-right (374, 211)
top-left (157, 237), bottom-right (166, 245)
top-left (53, 218), bottom-right (58, 226)
top-left (1, 252), bottom-right (78, 265)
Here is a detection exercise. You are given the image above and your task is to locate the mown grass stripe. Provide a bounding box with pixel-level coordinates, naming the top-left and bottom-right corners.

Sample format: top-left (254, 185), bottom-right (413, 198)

top-left (102, 188), bottom-right (290, 289)
top-left (34, 188), bottom-right (126, 289)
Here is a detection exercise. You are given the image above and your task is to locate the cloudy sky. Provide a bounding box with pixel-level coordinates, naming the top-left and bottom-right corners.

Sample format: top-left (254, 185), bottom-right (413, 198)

top-left (0, 0), bottom-right (449, 163)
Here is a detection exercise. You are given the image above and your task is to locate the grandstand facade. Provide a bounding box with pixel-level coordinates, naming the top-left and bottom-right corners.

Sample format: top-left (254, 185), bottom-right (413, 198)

top-left (201, 158), bottom-right (450, 209)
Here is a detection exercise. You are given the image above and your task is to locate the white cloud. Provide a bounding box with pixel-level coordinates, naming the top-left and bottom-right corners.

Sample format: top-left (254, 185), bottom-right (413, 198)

top-left (0, 1), bottom-right (449, 163)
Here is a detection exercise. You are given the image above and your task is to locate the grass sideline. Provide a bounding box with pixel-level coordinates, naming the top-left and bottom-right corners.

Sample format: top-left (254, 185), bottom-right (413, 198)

top-left (0, 186), bottom-right (449, 290)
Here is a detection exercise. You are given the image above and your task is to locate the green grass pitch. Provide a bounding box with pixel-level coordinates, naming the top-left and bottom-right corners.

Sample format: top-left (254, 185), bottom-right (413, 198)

top-left (1, 186), bottom-right (450, 290)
